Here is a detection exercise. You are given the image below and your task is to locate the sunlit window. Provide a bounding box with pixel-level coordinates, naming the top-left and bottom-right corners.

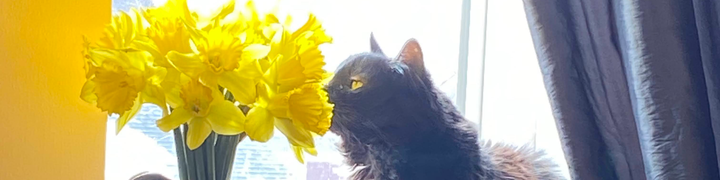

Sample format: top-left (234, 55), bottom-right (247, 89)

top-left (474, 1), bottom-right (570, 179)
top-left (106, 0), bottom-right (569, 179)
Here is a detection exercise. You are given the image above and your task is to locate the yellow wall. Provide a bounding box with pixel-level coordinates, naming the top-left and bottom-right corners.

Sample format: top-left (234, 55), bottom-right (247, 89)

top-left (0, 0), bottom-right (110, 179)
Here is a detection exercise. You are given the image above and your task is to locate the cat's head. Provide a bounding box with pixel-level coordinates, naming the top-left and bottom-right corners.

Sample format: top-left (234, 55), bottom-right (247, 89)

top-left (326, 33), bottom-right (435, 142)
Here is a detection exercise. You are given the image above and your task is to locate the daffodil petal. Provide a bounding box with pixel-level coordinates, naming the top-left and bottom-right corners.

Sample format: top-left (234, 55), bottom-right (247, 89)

top-left (211, 0), bottom-right (235, 21)
top-left (132, 9), bottom-right (145, 36)
top-left (92, 63), bottom-right (143, 114)
top-left (186, 118), bottom-right (212, 150)
top-left (242, 44), bottom-right (270, 60)
top-left (219, 70), bottom-right (256, 105)
top-left (298, 46), bottom-right (326, 80)
top-left (303, 147), bottom-right (318, 156)
top-left (245, 106), bottom-right (274, 142)
top-left (267, 93), bottom-right (289, 118)
top-left (256, 81), bottom-right (271, 104)
top-left (206, 100), bottom-right (245, 135)
top-left (199, 72), bottom-right (219, 89)
top-left (292, 146), bottom-right (305, 164)
top-left (275, 118), bottom-right (314, 148)
top-left (320, 72), bottom-right (334, 85)
top-left (237, 59), bottom-right (264, 79)
top-left (121, 12), bottom-right (135, 47)
top-left (266, 25), bottom-right (285, 60)
top-left (116, 96), bottom-right (143, 134)
top-left (286, 84), bottom-right (333, 135)
top-left (156, 108), bottom-right (193, 132)
top-left (186, 25), bottom-right (206, 46)
top-left (131, 37), bottom-right (163, 62)
top-left (87, 48), bottom-right (128, 68)
top-left (282, 15), bottom-right (292, 29)
top-left (123, 51), bottom-right (151, 72)
top-left (161, 70), bottom-right (185, 109)
top-left (166, 51), bottom-right (206, 79)
top-left (145, 65), bottom-right (168, 85)
top-left (80, 80), bottom-right (97, 104)
top-left (162, 0), bottom-right (197, 26)
top-left (263, 21), bottom-right (282, 41)
top-left (142, 84), bottom-right (167, 114)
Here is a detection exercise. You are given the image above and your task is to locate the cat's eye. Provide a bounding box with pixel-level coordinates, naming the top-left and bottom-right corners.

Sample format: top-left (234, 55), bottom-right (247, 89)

top-left (351, 79), bottom-right (364, 90)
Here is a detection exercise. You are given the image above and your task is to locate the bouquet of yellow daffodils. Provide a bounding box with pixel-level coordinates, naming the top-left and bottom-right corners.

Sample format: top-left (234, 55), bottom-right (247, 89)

top-left (79, 0), bottom-right (333, 179)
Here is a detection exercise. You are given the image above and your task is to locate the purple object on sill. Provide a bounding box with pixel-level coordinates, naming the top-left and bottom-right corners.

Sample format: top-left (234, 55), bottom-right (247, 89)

top-left (306, 162), bottom-right (341, 180)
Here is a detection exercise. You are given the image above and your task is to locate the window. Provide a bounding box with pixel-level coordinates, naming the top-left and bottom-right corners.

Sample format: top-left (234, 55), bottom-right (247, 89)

top-left (471, 1), bottom-right (570, 179)
top-left (106, 0), bottom-right (569, 179)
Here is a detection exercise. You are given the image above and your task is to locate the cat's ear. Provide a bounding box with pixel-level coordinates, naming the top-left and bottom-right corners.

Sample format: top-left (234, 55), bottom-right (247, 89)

top-left (370, 32), bottom-right (385, 55)
top-left (396, 38), bottom-right (424, 72)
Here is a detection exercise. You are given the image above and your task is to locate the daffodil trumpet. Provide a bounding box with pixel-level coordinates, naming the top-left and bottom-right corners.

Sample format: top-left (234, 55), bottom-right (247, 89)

top-left (79, 0), bottom-right (334, 179)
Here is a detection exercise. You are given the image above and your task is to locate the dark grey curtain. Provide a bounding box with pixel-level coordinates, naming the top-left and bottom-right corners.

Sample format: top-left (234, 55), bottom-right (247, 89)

top-left (522, 1), bottom-right (720, 179)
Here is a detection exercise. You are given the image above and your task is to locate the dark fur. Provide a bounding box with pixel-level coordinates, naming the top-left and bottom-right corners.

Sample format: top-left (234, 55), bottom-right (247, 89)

top-left (129, 172), bottom-right (170, 180)
top-left (326, 34), bottom-right (565, 180)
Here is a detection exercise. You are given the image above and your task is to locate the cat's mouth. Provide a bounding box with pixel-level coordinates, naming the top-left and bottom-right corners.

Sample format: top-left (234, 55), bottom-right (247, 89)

top-left (328, 106), bottom-right (349, 134)
top-left (328, 109), bottom-right (341, 133)
top-left (324, 86), bottom-right (349, 134)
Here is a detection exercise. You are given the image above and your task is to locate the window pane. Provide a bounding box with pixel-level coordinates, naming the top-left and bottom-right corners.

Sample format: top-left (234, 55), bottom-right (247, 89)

top-left (310, 0), bottom-right (463, 103)
top-left (478, 0), bottom-right (570, 179)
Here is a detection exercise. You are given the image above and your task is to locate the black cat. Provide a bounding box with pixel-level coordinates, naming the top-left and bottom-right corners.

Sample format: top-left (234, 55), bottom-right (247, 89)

top-left (326, 34), bottom-right (565, 180)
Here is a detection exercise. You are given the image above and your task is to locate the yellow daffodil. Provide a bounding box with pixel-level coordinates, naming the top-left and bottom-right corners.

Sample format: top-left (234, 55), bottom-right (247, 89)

top-left (291, 14), bottom-right (333, 46)
top-left (80, 41), bottom-right (167, 134)
top-left (244, 75), bottom-right (332, 162)
top-left (143, 0), bottom-right (197, 28)
top-left (244, 82), bottom-right (323, 162)
top-left (134, 0), bottom-right (198, 109)
top-left (166, 23), bottom-right (269, 105)
top-left (98, 9), bottom-right (146, 50)
top-left (81, 10), bottom-right (168, 134)
top-left (232, 0), bottom-right (282, 45)
top-left (156, 80), bottom-right (245, 149)
top-left (87, 52), bottom-right (146, 115)
top-left (272, 83), bottom-right (333, 162)
top-left (141, 11), bottom-right (193, 68)
top-left (268, 83), bottom-right (332, 135)
top-left (264, 14), bottom-right (332, 93)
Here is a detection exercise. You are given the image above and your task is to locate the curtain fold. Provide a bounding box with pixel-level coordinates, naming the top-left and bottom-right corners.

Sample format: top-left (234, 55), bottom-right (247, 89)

top-left (523, 0), bottom-right (720, 179)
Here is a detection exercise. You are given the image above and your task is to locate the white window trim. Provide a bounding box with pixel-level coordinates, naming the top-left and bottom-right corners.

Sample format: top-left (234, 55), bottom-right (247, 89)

top-left (456, 0), bottom-right (489, 139)
top-left (455, 0), bottom-right (472, 116)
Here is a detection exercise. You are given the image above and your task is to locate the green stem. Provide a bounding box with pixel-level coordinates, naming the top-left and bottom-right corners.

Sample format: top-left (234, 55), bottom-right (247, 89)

top-left (183, 124), bottom-right (198, 180)
top-left (193, 144), bottom-right (207, 180)
top-left (215, 133), bottom-right (246, 180)
top-left (214, 135), bottom-right (231, 180)
top-left (206, 132), bottom-right (217, 180)
top-left (173, 128), bottom-right (189, 180)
